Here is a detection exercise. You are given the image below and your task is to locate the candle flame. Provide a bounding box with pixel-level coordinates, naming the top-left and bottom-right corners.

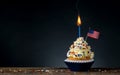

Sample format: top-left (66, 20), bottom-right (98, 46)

top-left (77, 15), bottom-right (82, 26)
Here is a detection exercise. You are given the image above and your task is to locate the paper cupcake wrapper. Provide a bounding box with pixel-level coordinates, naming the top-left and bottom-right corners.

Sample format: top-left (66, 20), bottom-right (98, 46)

top-left (64, 59), bottom-right (94, 71)
top-left (64, 59), bottom-right (94, 63)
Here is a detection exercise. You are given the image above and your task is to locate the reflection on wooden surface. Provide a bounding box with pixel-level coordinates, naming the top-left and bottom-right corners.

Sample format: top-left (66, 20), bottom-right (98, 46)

top-left (0, 67), bottom-right (120, 75)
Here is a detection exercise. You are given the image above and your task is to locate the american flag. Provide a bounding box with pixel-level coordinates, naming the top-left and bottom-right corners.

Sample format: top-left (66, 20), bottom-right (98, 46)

top-left (87, 30), bottom-right (100, 39)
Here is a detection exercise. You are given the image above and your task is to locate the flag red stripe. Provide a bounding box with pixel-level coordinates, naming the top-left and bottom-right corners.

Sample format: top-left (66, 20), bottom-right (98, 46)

top-left (87, 31), bottom-right (100, 39)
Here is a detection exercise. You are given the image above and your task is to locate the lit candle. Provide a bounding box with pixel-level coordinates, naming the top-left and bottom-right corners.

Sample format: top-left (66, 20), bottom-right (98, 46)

top-left (77, 15), bottom-right (82, 37)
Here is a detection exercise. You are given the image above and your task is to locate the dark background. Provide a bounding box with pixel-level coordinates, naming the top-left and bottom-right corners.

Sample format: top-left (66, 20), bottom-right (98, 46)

top-left (0, 0), bottom-right (120, 68)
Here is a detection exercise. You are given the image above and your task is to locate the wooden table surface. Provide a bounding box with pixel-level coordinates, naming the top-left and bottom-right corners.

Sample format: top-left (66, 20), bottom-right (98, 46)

top-left (0, 67), bottom-right (120, 75)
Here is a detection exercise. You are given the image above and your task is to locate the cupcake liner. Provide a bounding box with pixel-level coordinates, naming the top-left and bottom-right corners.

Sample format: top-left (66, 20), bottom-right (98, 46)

top-left (64, 59), bottom-right (94, 71)
top-left (64, 59), bottom-right (94, 63)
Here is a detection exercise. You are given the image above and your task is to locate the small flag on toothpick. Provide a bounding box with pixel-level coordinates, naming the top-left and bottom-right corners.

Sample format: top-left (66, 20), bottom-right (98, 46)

top-left (87, 30), bottom-right (100, 39)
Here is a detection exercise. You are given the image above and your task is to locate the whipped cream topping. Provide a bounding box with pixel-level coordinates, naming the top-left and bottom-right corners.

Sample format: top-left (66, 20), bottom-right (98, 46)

top-left (67, 37), bottom-right (94, 60)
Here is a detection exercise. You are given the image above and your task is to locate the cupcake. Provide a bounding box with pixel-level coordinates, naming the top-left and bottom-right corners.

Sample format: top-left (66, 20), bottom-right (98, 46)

top-left (64, 37), bottom-right (94, 71)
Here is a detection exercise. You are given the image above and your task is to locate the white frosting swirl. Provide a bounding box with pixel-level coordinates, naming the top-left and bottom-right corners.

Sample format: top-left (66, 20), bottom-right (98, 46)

top-left (67, 37), bottom-right (94, 60)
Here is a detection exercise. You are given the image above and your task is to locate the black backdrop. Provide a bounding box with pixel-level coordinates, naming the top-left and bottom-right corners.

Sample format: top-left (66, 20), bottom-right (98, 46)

top-left (0, 0), bottom-right (120, 68)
